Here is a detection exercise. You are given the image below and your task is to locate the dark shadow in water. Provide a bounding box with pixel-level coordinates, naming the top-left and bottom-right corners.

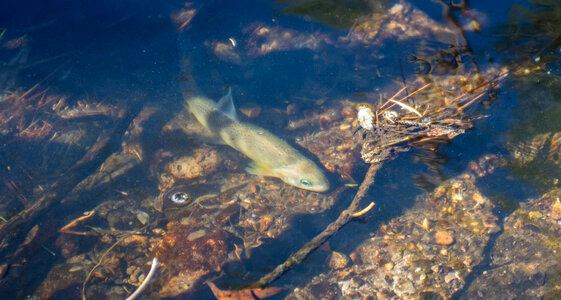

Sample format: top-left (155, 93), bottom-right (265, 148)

top-left (0, 0), bottom-right (184, 297)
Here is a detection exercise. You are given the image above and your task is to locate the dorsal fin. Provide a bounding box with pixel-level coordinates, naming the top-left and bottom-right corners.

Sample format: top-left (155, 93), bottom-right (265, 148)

top-left (214, 88), bottom-right (237, 120)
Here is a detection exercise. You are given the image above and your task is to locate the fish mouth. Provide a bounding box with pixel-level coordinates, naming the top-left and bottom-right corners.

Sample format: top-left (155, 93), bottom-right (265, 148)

top-left (303, 182), bottom-right (330, 192)
top-left (311, 186), bottom-right (329, 192)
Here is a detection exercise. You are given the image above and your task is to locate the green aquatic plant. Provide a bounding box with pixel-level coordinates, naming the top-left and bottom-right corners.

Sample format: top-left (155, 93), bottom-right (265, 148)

top-left (491, 1), bottom-right (561, 192)
top-left (527, 0), bottom-right (561, 40)
top-left (496, 0), bottom-right (561, 69)
top-left (276, 0), bottom-right (386, 29)
top-left (506, 0), bottom-right (561, 42)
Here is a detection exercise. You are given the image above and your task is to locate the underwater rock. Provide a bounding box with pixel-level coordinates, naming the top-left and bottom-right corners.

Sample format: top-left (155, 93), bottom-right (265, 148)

top-left (239, 104), bottom-right (262, 118)
top-left (35, 262), bottom-right (89, 300)
top-left (345, 1), bottom-right (456, 46)
top-left (246, 23), bottom-right (332, 57)
top-left (168, 147), bottom-right (219, 179)
top-left (434, 230), bottom-right (454, 245)
top-left (211, 41), bottom-right (242, 65)
top-left (288, 169), bottom-right (498, 299)
top-left (462, 186), bottom-right (561, 298)
top-left (504, 132), bottom-right (561, 191)
top-left (154, 222), bottom-right (230, 298)
top-left (328, 251), bottom-right (350, 270)
top-left (288, 149), bottom-right (561, 299)
top-left (207, 282), bottom-right (283, 300)
top-left (551, 199), bottom-right (561, 220)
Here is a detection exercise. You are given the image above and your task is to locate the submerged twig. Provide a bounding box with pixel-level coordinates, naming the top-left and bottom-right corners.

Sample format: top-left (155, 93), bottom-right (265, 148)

top-left (60, 210), bottom-right (96, 234)
top-left (126, 257), bottom-right (159, 300)
top-left (250, 163), bottom-right (382, 288)
top-left (351, 201), bottom-right (375, 217)
top-left (388, 99), bottom-right (423, 117)
top-left (82, 237), bottom-right (124, 300)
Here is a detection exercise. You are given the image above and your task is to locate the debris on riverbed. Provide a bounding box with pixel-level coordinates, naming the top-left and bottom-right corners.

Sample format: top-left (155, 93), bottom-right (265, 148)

top-left (287, 154), bottom-right (561, 299)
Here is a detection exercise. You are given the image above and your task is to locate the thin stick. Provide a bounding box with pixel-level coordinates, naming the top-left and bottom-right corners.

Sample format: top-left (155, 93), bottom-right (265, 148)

top-left (82, 237), bottom-right (124, 300)
top-left (396, 82), bottom-right (431, 103)
top-left (381, 83), bottom-right (431, 112)
top-left (388, 99), bottom-right (423, 117)
top-left (458, 92), bottom-right (486, 111)
top-left (351, 202), bottom-right (375, 217)
top-left (125, 257), bottom-right (159, 300)
top-left (60, 210), bottom-right (95, 233)
top-left (250, 163), bottom-right (382, 288)
top-left (380, 86), bottom-right (408, 108)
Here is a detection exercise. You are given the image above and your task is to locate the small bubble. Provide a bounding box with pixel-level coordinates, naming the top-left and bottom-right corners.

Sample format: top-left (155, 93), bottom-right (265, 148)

top-left (534, 56), bottom-right (541, 62)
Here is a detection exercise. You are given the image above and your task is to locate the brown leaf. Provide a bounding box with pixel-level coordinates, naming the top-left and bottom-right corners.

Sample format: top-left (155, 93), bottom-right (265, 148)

top-left (208, 282), bottom-right (282, 300)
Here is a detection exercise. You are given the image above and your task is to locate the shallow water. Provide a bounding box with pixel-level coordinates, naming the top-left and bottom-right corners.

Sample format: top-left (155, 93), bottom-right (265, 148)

top-left (1, 0), bottom-right (560, 299)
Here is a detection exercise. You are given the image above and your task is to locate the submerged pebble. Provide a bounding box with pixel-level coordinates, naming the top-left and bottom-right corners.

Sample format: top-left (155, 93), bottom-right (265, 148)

top-left (328, 251), bottom-right (350, 270)
top-left (434, 230), bottom-right (454, 245)
top-left (550, 200), bottom-right (561, 220)
top-left (134, 210), bottom-right (150, 225)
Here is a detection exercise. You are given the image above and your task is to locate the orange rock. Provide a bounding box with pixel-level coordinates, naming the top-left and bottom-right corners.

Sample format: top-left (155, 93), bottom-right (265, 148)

top-left (551, 200), bottom-right (561, 220)
top-left (434, 230), bottom-right (454, 245)
top-left (207, 282), bottom-right (282, 300)
top-left (239, 105), bottom-right (262, 118)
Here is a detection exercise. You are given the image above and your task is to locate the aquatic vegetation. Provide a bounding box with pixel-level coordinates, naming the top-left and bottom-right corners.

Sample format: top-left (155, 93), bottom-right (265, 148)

top-left (513, 0), bottom-right (561, 41)
top-left (503, 132), bottom-right (561, 191)
top-left (276, 0), bottom-right (385, 29)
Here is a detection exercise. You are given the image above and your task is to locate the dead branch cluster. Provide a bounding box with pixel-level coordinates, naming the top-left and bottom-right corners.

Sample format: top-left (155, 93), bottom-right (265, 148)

top-left (354, 74), bottom-right (502, 164)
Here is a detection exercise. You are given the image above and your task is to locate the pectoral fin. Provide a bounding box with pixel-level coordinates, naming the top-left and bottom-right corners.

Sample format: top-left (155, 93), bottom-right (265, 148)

top-left (246, 161), bottom-right (275, 177)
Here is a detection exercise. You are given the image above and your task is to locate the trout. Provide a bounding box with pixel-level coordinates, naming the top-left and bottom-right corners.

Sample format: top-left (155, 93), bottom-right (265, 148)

top-left (186, 90), bottom-right (329, 192)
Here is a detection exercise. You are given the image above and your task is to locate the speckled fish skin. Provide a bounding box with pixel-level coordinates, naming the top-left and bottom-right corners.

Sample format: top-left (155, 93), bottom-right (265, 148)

top-left (186, 92), bottom-right (329, 192)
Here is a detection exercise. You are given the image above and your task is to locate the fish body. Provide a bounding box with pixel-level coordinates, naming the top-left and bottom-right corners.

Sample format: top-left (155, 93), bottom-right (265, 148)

top-left (186, 90), bottom-right (329, 192)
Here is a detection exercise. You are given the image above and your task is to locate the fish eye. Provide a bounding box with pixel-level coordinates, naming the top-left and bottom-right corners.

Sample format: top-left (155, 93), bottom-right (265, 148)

top-left (300, 179), bottom-right (312, 186)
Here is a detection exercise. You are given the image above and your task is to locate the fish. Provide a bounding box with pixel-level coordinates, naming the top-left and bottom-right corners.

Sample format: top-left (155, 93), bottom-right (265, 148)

top-left (186, 89), bottom-right (329, 192)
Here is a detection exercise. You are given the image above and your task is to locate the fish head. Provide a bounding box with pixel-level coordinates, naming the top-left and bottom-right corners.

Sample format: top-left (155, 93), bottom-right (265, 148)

top-left (279, 160), bottom-right (330, 192)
